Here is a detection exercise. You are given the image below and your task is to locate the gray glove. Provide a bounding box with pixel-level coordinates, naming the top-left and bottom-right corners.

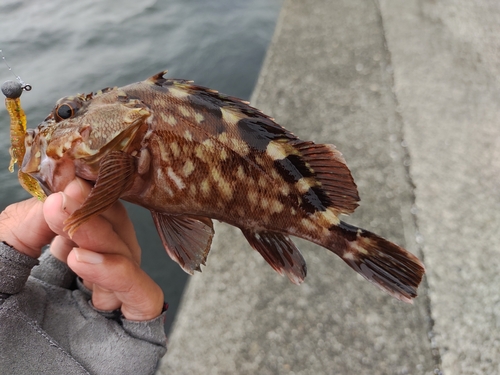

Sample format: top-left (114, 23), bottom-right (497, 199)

top-left (0, 242), bottom-right (167, 375)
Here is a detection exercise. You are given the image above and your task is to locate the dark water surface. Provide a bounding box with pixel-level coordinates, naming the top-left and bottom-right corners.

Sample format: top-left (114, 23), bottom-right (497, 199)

top-left (0, 0), bottom-right (282, 332)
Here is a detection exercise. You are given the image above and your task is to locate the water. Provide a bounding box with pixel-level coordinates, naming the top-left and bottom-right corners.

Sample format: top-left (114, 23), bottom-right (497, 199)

top-left (0, 0), bottom-right (282, 332)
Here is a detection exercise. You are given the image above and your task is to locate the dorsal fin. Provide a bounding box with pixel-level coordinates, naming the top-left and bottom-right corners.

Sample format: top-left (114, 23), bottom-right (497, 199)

top-left (146, 71), bottom-right (276, 121)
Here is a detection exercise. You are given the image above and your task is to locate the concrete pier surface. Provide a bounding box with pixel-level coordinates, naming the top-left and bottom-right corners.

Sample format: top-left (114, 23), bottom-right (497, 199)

top-left (159, 1), bottom-right (500, 374)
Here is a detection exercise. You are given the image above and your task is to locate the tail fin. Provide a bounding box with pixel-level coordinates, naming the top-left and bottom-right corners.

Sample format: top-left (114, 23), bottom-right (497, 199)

top-left (331, 221), bottom-right (425, 303)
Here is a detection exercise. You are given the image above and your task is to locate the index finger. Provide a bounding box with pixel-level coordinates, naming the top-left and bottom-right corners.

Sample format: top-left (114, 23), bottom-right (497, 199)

top-left (63, 178), bottom-right (141, 263)
top-left (44, 191), bottom-right (132, 260)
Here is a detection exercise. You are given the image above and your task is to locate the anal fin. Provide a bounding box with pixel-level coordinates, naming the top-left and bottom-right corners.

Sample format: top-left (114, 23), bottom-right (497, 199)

top-left (64, 151), bottom-right (135, 236)
top-left (242, 230), bottom-right (307, 285)
top-left (152, 212), bottom-right (214, 274)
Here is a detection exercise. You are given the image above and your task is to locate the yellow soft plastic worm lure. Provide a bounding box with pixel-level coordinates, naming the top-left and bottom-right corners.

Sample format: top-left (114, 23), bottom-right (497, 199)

top-left (2, 80), bottom-right (46, 200)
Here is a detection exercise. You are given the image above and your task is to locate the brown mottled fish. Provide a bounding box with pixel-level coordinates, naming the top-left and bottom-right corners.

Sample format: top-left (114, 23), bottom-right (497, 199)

top-left (15, 71), bottom-right (424, 302)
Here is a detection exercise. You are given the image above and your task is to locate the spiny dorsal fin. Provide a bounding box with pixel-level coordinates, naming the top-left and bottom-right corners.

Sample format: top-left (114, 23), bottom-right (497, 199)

top-left (147, 71), bottom-right (276, 121)
top-left (147, 70), bottom-right (169, 86)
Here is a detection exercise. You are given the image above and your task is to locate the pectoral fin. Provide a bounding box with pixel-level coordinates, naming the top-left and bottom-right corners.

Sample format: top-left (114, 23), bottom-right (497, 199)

top-left (241, 230), bottom-right (307, 285)
top-left (152, 212), bottom-right (214, 274)
top-left (64, 151), bottom-right (135, 236)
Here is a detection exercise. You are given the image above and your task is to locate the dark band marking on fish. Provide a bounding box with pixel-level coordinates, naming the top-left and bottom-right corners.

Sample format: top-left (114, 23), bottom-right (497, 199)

top-left (301, 186), bottom-right (330, 213)
top-left (236, 118), bottom-right (293, 152)
top-left (273, 154), bottom-right (314, 184)
top-left (185, 92), bottom-right (225, 125)
top-left (336, 220), bottom-right (359, 241)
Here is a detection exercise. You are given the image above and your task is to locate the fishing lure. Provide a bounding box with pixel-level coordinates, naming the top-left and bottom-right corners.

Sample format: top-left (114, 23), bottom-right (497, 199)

top-left (2, 80), bottom-right (45, 200)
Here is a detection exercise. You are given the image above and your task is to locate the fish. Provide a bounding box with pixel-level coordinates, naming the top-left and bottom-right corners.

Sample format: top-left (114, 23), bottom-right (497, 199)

top-left (14, 71), bottom-right (424, 302)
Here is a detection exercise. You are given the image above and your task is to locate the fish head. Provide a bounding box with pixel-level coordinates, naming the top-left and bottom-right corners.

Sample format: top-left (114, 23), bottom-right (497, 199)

top-left (21, 88), bottom-right (151, 193)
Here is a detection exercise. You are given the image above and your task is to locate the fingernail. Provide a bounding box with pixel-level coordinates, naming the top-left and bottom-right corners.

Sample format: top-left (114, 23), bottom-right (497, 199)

top-left (74, 248), bottom-right (104, 264)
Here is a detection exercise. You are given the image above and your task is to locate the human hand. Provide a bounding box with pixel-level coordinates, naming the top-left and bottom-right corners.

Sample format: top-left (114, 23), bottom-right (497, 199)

top-left (43, 178), bottom-right (164, 321)
top-left (0, 178), bottom-right (164, 321)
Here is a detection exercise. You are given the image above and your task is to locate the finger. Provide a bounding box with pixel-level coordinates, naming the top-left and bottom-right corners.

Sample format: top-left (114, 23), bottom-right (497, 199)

top-left (92, 199), bottom-right (141, 264)
top-left (43, 192), bottom-right (73, 237)
top-left (102, 202), bottom-right (141, 264)
top-left (45, 182), bottom-right (141, 309)
top-left (68, 248), bottom-right (164, 321)
top-left (44, 192), bottom-right (132, 259)
top-left (0, 198), bottom-right (54, 258)
top-left (49, 235), bottom-right (77, 263)
top-left (45, 189), bottom-right (135, 308)
top-left (63, 178), bottom-right (141, 264)
top-left (92, 284), bottom-right (121, 312)
top-left (68, 247), bottom-right (121, 311)
top-left (62, 177), bottom-right (90, 204)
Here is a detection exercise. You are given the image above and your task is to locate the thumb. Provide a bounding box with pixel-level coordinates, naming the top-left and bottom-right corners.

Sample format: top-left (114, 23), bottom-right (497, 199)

top-left (0, 198), bottom-right (53, 258)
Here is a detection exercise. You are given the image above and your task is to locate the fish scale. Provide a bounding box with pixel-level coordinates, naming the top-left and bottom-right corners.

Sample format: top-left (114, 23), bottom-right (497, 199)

top-left (10, 71), bottom-right (425, 303)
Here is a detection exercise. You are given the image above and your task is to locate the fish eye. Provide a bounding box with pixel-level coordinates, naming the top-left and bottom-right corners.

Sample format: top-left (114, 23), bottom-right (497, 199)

top-left (57, 104), bottom-right (73, 119)
top-left (53, 98), bottom-right (83, 122)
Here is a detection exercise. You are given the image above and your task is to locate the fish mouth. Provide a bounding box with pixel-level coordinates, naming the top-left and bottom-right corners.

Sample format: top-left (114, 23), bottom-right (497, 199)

top-left (20, 126), bottom-right (53, 195)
